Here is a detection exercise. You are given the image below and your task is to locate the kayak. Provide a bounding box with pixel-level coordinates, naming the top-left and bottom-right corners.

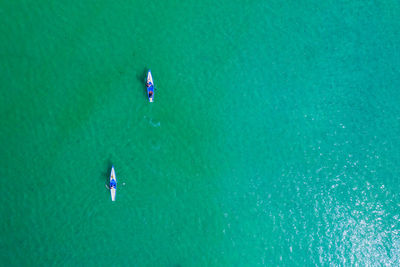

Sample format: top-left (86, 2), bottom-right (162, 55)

top-left (110, 166), bottom-right (117, 201)
top-left (146, 70), bottom-right (154, 102)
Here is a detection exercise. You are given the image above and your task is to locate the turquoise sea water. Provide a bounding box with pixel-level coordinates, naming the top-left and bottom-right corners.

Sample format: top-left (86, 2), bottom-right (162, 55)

top-left (1, 0), bottom-right (400, 265)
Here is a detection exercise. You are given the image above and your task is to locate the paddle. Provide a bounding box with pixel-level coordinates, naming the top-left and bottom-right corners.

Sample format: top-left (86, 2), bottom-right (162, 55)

top-left (105, 182), bottom-right (124, 190)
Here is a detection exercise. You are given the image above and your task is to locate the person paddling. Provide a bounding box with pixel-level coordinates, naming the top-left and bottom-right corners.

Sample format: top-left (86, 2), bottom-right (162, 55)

top-left (110, 179), bottom-right (116, 189)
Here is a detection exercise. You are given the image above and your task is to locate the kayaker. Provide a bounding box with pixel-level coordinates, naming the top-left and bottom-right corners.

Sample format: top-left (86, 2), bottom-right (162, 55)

top-left (146, 82), bottom-right (152, 87)
top-left (149, 91), bottom-right (153, 98)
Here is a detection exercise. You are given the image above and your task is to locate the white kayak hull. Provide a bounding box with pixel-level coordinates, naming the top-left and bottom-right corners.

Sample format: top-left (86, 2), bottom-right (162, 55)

top-left (110, 166), bottom-right (117, 201)
top-left (147, 70), bottom-right (153, 85)
top-left (146, 70), bottom-right (154, 102)
top-left (111, 188), bottom-right (116, 201)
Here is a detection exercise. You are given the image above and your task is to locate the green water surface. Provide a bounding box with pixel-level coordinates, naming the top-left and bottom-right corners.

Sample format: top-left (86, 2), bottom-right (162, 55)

top-left (1, 0), bottom-right (400, 265)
